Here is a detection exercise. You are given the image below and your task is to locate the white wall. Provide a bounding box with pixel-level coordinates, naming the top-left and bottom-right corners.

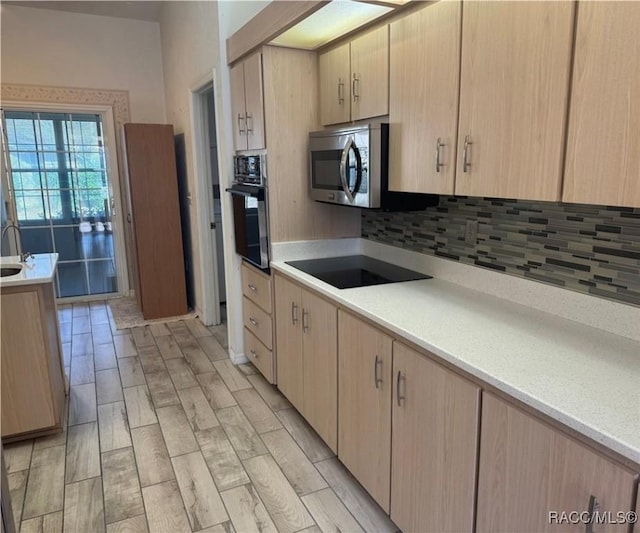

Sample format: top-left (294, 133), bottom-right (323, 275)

top-left (0, 4), bottom-right (167, 123)
top-left (158, 1), bottom-right (220, 326)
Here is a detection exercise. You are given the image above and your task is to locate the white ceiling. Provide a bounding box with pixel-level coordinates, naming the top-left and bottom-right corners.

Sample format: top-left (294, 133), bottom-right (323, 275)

top-left (2, 1), bottom-right (165, 22)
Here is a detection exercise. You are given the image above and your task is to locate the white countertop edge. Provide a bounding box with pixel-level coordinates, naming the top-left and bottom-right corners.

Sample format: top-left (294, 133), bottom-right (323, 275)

top-left (0, 253), bottom-right (59, 287)
top-left (270, 260), bottom-right (640, 465)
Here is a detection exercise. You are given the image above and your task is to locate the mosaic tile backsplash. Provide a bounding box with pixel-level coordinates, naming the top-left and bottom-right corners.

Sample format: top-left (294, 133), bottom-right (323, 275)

top-left (361, 197), bottom-right (640, 307)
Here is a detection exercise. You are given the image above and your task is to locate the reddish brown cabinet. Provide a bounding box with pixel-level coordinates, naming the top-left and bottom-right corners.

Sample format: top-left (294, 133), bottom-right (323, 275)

top-left (122, 123), bottom-right (187, 320)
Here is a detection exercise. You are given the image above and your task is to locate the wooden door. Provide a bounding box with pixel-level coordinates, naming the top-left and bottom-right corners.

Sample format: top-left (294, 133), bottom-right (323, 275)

top-left (391, 342), bottom-right (480, 533)
top-left (301, 288), bottom-right (338, 452)
top-left (351, 25), bottom-right (389, 122)
top-left (563, 2), bottom-right (640, 207)
top-left (124, 124), bottom-right (188, 320)
top-left (389, 1), bottom-right (461, 194)
top-left (230, 60), bottom-right (247, 151)
top-left (243, 51), bottom-right (266, 151)
top-left (274, 275), bottom-right (303, 411)
top-left (338, 311), bottom-right (392, 512)
top-left (1, 289), bottom-right (55, 436)
top-left (477, 393), bottom-right (638, 532)
top-left (455, 2), bottom-right (574, 201)
top-left (319, 42), bottom-right (350, 126)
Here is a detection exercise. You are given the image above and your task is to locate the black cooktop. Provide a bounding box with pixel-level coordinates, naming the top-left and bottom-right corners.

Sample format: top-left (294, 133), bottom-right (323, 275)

top-left (285, 255), bottom-right (431, 289)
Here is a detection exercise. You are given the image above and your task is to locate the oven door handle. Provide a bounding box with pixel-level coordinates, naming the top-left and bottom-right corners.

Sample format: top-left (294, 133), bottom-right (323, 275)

top-left (339, 136), bottom-right (362, 204)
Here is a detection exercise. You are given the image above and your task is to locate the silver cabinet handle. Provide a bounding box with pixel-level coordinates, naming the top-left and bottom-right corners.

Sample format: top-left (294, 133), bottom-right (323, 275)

top-left (302, 309), bottom-right (309, 333)
top-left (338, 79), bottom-right (344, 104)
top-left (374, 355), bottom-right (382, 389)
top-left (352, 74), bottom-right (360, 101)
top-left (291, 302), bottom-right (298, 325)
top-left (585, 495), bottom-right (598, 533)
top-left (248, 284), bottom-right (257, 292)
top-left (249, 317), bottom-right (258, 326)
top-left (436, 137), bottom-right (445, 173)
top-left (250, 349), bottom-right (258, 358)
top-left (237, 113), bottom-right (245, 135)
top-left (246, 112), bottom-right (253, 134)
top-left (463, 134), bottom-right (472, 172)
top-left (396, 371), bottom-right (406, 406)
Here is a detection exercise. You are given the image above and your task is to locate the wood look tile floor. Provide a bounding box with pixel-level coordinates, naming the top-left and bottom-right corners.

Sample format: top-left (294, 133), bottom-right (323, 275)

top-left (5, 301), bottom-right (399, 533)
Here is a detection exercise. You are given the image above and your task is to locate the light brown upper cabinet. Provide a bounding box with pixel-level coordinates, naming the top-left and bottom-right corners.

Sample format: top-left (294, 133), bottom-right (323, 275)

top-left (563, 2), bottom-right (640, 208)
top-left (455, 2), bottom-right (575, 201)
top-left (230, 51), bottom-right (265, 151)
top-left (319, 25), bottom-right (389, 126)
top-left (338, 311), bottom-right (393, 513)
top-left (389, 1), bottom-right (461, 195)
top-left (391, 342), bottom-right (480, 533)
top-left (477, 393), bottom-right (638, 532)
top-left (274, 274), bottom-right (338, 452)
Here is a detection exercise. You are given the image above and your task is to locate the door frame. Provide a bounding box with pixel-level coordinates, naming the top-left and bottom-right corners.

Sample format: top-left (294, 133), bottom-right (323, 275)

top-left (0, 100), bottom-right (130, 300)
top-left (190, 71), bottom-right (222, 326)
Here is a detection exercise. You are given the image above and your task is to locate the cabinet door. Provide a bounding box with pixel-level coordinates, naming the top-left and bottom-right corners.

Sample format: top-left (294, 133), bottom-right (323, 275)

top-left (563, 2), bottom-right (640, 208)
top-left (230, 60), bottom-right (247, 151)
top-left (338, 311), bottom-right (392, 512)
top-left (243, 51), bottom-right (266, 151)
top-left (389, 1), bottom-right (461, 194)
top-left (301, 288), bottom-right (338, 452)
top-left (1, 289), bottom-right (56, 436)
top-left (455, 2), bottom-right (574, 201)
top-left (351, 25), bottom-right (389, 122)
top-left (319, 42), bottom-right (350, 126)
top-left (391, 342), bottom-right (480, 533)
top-left (274, 275), bottom-right (303, 411)
top-left (477, 393), bottom-right (638, 533)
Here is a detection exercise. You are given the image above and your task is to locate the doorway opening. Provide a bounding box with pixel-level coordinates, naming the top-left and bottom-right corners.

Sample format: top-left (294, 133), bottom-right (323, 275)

top-left (1, 109), bottom-right (125, 299)
top-left (191, 76), bottom-right (225, 326)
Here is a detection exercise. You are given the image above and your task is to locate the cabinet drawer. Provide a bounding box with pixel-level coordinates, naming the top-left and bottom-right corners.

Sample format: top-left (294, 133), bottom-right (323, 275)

top-left (243, 296), bottom-right (272, 349)
top-left (243, 327), bottom-right (274, 384)
top-left (241, 262), bottom-right (272, 313)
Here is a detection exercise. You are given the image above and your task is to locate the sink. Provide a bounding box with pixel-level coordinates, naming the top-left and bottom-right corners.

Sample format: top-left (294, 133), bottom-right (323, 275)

top-left (1, 264), bottom-right (23, 277)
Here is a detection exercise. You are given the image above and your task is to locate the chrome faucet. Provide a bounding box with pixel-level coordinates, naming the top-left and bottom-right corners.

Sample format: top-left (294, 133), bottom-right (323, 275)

top-left (1, 222), bottom-right (32, 262)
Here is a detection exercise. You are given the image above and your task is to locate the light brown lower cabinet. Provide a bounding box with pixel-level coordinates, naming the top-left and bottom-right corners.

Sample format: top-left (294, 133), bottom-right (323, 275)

top-left (1, 283), bottom-right (65, 440)
top-left (274, 274), bottom-right (338, 451)
top-left (476, 393), bottom-right (639, 533)
top-left (391, 342), bottom-right (480, 533)
top-left (338, 311), bottom-right (393, 512)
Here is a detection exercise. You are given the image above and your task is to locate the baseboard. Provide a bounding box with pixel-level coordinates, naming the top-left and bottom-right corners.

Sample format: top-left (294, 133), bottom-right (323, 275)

top-left (228, 346), bottom-right (249, 365)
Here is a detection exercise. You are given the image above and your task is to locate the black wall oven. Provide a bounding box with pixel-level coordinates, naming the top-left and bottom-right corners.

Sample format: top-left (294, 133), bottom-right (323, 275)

top-left (227, 155), bottom-right (269, 270)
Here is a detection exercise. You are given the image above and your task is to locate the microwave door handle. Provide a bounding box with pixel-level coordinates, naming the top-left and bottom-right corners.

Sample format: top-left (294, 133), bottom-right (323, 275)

top-left (339, 137), bottom-right (355, 203)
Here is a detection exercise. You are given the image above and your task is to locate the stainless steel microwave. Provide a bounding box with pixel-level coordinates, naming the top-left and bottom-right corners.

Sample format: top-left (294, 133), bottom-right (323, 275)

top-left (308, 123), bottom-right (437, 211)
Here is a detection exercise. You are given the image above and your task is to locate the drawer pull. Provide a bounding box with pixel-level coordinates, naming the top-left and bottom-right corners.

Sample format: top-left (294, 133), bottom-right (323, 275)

top-left (302, 309), bottom-right (309, 333)
top-left (462, 134), bottom-right (472, 173)
top-left (250, 349), bottom-right (258, 358)
top-left (249, 317), bottom-right (258, 326)
top-left (374, 355), bottom-right (383, 389)
top-left (396, 371), bottom-right (406, 406)
top-left (248, 284), bottom-right (257, 292)
top-left (291, 302), bottom-right (298, 325)
top-left (435, 137), bottom-right (445, 173)
top-left (585, 495), bottom-right (598, 533)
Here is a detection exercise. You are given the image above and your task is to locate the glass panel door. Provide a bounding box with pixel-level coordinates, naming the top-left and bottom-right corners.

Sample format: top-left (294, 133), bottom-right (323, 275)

top-left (3, 110), bottom-right (118, 298)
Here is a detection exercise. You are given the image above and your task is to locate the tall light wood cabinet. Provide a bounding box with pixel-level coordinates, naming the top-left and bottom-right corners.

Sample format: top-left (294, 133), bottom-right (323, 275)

top-left (338, 311), bottom-right (392, 512)
top-left (477, 393), bottom-right (638, 533)
top-left (388, 0), bottom-right (461, 195)
top-left (563, 2), bottom-right (640, 208)
top-left (274, 274), bottom-right (338, 451)
top-left (1, 283), bottom-right (65, 440)
top-left (391, 342), bottom-right (480, 533)
top-left (123, 123), bottom-right (188, 320)
top-left (230, 51), bottom-right (265, 151)
top-left (455, 1), bottom-right (574, 201)
top-left (319, 25), bottom-right (389, 126)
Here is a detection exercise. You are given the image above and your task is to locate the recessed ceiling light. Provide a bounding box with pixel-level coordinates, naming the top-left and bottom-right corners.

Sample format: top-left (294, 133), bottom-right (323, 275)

top-left (270, 0), bottom-right (394, 50)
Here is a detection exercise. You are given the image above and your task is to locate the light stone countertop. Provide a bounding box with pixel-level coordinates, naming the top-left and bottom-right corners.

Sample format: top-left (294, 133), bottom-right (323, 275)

top-left (271, 256), bottom-right (640, 466)
top-left (0, 253), bottom-right (59, 287)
